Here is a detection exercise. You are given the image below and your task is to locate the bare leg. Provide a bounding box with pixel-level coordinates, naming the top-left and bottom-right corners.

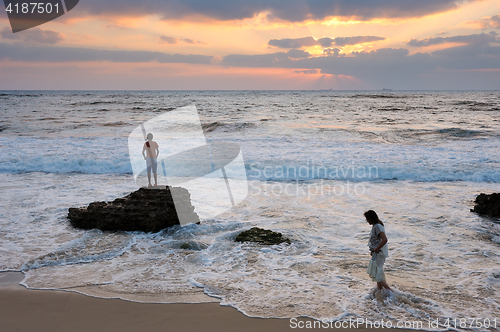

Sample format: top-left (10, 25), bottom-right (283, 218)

top-left (376, 280), bottom-right (392, 291)
top-left (153, 172), bottom-right (158, 186)
top-left (147, 172), bottom-right (152, 187)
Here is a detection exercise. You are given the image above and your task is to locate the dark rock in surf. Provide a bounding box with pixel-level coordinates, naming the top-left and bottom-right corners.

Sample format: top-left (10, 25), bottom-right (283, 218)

top-left (235, 227), bottom-right (291, 245)
top-left (471, 193), bottom-right (500, 218)
top-left (68, 187), bottom-right (199, 232)
top-left (177, 241), bottom-right (208, 251)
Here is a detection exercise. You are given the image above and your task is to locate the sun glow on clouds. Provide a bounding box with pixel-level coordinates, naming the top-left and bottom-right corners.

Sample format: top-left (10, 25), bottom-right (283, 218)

top-left (0, 0), bottom-right (499, 89)
top-left (405, 41), bottom-right (472, 53)
top-left (0, 60), bottom-right (356, 90)
top-left (322, 18), bottom-right (362, 26)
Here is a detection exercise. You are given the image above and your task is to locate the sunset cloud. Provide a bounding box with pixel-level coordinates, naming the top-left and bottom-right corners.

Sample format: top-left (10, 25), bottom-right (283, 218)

top-left (351, 48), bottom-right (409, 57)
top-left (77, 0), bottom-right (476, 22)
top-left (432, 43), bottom-right (500, 57)
top-left (461, 14), bottom-right (500, 29)
top-left (159, 35), bottom-right (178, 44)
top-left (159, 35), bottom-right (205, 45)
top-left (0, 0), bottom-right (498, 90)
top-left (268, 37), bottom-right (317, 49)
top-left (290, 49), bottom-right (500, 89)
top-left (0, 43), bottom-right (213, 63)
top-left (269, 36), bottom-right (385, 49)
top-left (0, 27), bottom-right (64, 44)
top-left (322, 48), bottom-right (344, 57)
top-left (221, 47), bottom-right (413, 69)
top-left (294, 69), bottom-right (320, 74)
top-left (320, 36), bottom-right (386, 47)
top-left (407, 32), bottom-right (498, 47)
top-left (218, 42), bottom-right (500, 88)
top-left (221, 49), bottom-right (312, 67)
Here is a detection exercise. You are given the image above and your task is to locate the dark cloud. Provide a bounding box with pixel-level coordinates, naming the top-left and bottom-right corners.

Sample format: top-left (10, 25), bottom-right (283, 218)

top-left (293, 50), bottom-right (499, 89)
top-left (317, 36), bottom-right (386, 48)
top-left (294, 69), bottom-right (320, 74)
top-left (78, 0), bottom-right (476, 22)
top-left (222, 47), bottom-right (411, 68)
top-left (493, 15), bottom-right (500, 28)
top-left (317, 37), bottom-right (334, 48)
top-left (0, 27), bottom-right (64, 44)
top-left (268, 37), bottom-right (317, 49)
top-left (294, 53), bottom-right (430, 80)
top-left (322, 48), bottom-right (344, 56)
top-left (432, 43), bottom-right (500, 57)
top-left (221, 49), bottom-right (311, 67)
top-left (329, 36), bottom-right (386, 47)
top-left (269, 35), bottom-right (385, 49)
top-left (351, 48), bottom-right (409, 57)
top-left (408, 32), bottom-right (500, 58)
top-left (159, 35), bottom-right (178, 44)
top-left (219, 43), bottom-right (500, 89)
top-left (485, 46), bottom-right (500, 55)
top-left (286, 49), bottom-right (311, 59)
top-left (159, 35), bottom-right (204, 45)
top-left (0, 43), bottom-right (213, 63)
top-left (407, 32), bottom-right (498, 47)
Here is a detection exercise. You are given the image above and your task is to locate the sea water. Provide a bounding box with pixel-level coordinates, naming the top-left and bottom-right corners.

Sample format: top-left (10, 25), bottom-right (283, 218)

top-left (1, 91), bottom-right (499, 329)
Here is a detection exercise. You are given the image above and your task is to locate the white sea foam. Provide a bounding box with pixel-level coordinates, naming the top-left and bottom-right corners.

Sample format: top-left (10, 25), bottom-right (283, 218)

top-left (0, 137), bottom-right (132, 174)
top-left (1, 91), bottom-right (500, 328)
top-left (1, 136), bottom-right (499, 183)
top-left (21, 230), bottom-right (136, 271)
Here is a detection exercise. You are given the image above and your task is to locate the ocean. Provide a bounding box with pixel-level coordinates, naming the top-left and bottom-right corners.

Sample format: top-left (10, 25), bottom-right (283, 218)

top-left (1, 90), bottom-right (499, 330)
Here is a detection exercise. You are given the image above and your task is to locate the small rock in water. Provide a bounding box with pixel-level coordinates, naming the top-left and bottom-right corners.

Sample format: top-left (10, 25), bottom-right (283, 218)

top-left (235, 227), bottom-right (291, 245)
top-left (177, 241), bottom-right (208, 251)
top-left (471, 193), bottom-right (500, 218)
top-left (67, 187), bottom-right (199, 233)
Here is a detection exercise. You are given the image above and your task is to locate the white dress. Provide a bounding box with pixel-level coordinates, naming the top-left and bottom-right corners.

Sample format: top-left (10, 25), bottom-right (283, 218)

top-left (367, 223), bottom-right (388, 282)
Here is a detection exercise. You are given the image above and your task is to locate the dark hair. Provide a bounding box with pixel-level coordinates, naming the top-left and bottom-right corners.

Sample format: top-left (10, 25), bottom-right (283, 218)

top-left (364, 210), bottom-right (384, 226)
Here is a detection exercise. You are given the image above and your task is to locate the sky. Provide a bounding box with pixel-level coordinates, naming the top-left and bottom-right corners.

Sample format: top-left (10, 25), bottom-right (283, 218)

top-left (0, 0), bottom-right (499, 90)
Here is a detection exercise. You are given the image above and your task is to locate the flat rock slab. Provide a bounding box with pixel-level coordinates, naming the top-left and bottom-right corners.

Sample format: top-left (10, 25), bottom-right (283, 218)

top-left (235, 227), bottom-right (291, 245)
top-left (68, 187), bottom-right (199, 233)
top-left (471, 193), bottom-right (500, 219)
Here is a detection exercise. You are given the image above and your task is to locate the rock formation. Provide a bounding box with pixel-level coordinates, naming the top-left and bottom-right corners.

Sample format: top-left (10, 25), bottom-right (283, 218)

top-left (68, 187), bottom-right (199, 232)
top-left (471, 193), bottom-right (500, 218)
top-left (235, 227), bottom-right (291, 245)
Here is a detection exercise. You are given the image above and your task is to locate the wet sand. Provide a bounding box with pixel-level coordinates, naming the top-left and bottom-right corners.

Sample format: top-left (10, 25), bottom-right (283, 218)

top-left (0, 272), bottom-right (422, 332)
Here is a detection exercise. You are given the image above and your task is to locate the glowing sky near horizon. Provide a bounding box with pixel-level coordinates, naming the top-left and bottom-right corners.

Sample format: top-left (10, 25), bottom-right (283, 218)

top-left (0, 0), bottom-right (499, 90)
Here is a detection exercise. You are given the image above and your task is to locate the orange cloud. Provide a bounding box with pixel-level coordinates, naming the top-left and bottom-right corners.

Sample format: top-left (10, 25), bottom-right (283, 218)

top-left (0, 59), bottom-right (362, 90)
top-left (460, 14), bottom-right (500, 29)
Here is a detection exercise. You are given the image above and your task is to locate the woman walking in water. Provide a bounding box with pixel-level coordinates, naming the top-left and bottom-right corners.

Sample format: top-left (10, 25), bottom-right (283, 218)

top-left (365, 210), bottom-right (392, 293)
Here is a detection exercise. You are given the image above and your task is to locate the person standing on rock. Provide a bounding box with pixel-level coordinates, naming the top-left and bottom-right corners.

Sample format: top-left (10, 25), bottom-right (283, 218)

top-left (142, 133), bottom-right (159, 187)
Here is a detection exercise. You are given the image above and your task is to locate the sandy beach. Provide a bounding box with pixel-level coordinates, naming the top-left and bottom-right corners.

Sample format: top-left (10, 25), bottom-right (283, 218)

top-left (0, 272), bottom-right (423, 332)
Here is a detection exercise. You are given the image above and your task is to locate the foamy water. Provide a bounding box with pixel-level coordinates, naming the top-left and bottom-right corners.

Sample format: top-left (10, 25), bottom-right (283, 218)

top-left (1, 91), bottom-right (499, 330)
